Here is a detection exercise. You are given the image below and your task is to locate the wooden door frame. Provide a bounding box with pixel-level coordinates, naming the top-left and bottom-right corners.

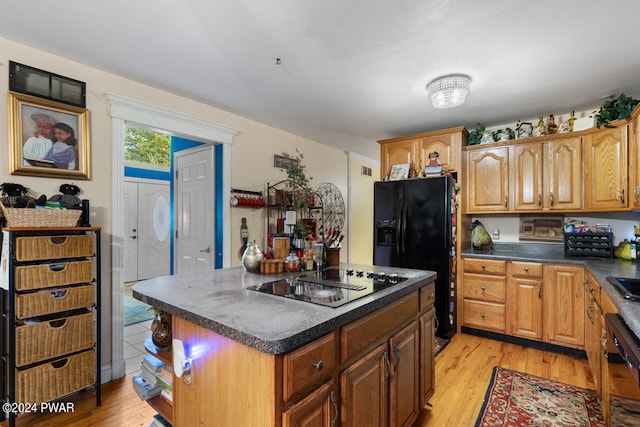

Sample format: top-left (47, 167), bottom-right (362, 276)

top-left (107, 93), bottom-right (237, 382)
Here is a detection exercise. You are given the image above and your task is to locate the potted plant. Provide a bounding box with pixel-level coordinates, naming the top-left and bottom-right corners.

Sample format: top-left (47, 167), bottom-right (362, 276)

top-left (467, 123), bottom-right (486, 145)
top-left (597, 93), bottom-right (640, 128)
top-left (279, 149), bottom-right (314, 211)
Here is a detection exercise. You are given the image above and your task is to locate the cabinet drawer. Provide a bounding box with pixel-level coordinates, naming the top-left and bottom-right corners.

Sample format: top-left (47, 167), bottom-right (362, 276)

top-left (463, 258), bottom-right (506, 275)
top-left (341, 292), bottom-right (418, 363)
top-left (16, 349), bottom-right (95, 403)
top-left (510, 261), bottom-right (543, 278)
top-left (462, 299), bottom-right (505, 332)
top-left (15, 311), bottom-right (94, 367)
top-left (15, 235), bottom-right (94, 262)
top-left (15, 260), bottom-right (93, 291)
top-left (462, 274), bottom-right (505, 302)
top-left (15, 285), bottom-right (95, 319)
top-left (283, 332), bottom-right (336, 402)
top-left (419, 282), bottom-right (436, 312)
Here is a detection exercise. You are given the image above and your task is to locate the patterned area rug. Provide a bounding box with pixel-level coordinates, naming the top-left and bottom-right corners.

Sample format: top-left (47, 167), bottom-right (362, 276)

top-left (611, 394), bottom-right (640, 426)
top-left (435, 336), bottom-right (450, 356)
top-left (124, 283), bottom-right (154, 326)
top-left (475, 367), bottom-right (605, 427)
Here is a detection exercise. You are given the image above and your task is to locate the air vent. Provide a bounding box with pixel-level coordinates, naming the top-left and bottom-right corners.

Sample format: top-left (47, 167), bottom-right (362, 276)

top-left (361, 166), bottom-right (372, 177)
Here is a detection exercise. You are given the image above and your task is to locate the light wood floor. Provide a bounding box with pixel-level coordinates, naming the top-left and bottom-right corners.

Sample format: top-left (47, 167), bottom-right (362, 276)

top-left (1, 332), bottom-right (594, 427)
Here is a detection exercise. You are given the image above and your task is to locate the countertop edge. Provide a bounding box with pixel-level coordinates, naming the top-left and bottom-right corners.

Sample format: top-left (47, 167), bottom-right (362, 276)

top-left (134, 269), bottom-right (436, 354)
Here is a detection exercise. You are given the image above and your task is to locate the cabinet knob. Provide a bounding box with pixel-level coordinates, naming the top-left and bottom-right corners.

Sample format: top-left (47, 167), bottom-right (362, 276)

top-left (481, 313), bottom-right (486, 319)
top-left (429, 293), bottom-right (435, 300)
top-left (620, 188), bottom-right (625, 204)
top-left (524, 267), bottom-right (529, 272)
top-left (481, 264), bottom-right (486, 269)
top-left (313, 361), bottom-right (323, 371)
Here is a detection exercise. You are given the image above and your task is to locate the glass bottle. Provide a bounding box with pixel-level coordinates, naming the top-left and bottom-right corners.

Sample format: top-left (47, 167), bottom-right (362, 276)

top-left (302, 239), bottom-right (315, 271)
top-left (408, 161), bottom-right (417, 179)
top-left (568, 110), bottom-right (576, 131)
top-left (547, 114), bottom-right (558, 134)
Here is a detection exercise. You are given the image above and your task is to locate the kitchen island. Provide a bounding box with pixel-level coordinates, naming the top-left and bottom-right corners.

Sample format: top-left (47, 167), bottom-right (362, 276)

top-left (134, 263), bottom-right (436, 426)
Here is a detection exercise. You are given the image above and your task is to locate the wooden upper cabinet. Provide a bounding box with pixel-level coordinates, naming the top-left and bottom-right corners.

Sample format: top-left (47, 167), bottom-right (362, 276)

top-left (466, 147), bottom-right (509, 212)
top-left (380, 139), bottom-right (415, 178)
top-left (583, 125), bottom-right (628, 211)
top-left (543, 138), bottom-right (582, 210)
top-left (378, 127), bottom-right (467, 180)
top-left (632, 113), bottom-right (640, 209)
top-left (512, 143), bottom-right (543, 211)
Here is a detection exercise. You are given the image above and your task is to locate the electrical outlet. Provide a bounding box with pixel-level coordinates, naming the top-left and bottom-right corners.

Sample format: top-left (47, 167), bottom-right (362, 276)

top-left (492, 229), bottom-right (500, 240)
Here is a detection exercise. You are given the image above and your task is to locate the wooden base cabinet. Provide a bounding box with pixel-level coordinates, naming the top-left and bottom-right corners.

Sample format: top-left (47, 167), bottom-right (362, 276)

top-left (507, 262), bottom-right (543, 340)
top-left (543, 264), bottom-right (584, 349)
top-left (461, 258), bottom-right (506, 333)
top-left (172, 284), bottom-right (434, 427)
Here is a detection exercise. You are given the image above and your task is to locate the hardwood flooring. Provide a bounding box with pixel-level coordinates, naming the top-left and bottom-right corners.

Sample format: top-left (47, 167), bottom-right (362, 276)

top-left (1, 332), bottom-right (594, 427)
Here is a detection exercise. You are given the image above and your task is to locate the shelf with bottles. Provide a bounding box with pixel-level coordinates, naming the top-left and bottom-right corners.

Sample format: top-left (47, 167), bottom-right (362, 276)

top-left (266, 180), bottom-right (323, 237)
top-left (231, 188), bottom-right (265, 208)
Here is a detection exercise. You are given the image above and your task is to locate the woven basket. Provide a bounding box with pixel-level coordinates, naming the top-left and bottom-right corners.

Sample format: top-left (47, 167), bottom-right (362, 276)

top-left (16, 350), bottom-right (96, 404)
top-left (0, 200), bottom-right (80, 228)
top-left (15, 285), bottom-right (95, 319)
top-left (15, 235), bottom-right (94, 262)
top-left (15, 311), bottom-right (94, 367)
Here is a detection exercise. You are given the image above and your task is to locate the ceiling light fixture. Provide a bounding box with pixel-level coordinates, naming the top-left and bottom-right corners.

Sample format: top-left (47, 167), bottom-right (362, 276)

top-left (427, 74), bottom-right (471, 109)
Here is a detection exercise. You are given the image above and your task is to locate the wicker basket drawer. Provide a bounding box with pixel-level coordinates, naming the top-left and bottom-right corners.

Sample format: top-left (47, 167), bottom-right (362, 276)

top-left (15, 311), bottom-right (94, 367)
top-left (15, 260), bottom-right (93, 291)
top-left (16, 350), bottom-right (96, 404)
top-left (15, 285), bottom-right (95, 319)
top-left (15, 235), bottom-right (94, 262)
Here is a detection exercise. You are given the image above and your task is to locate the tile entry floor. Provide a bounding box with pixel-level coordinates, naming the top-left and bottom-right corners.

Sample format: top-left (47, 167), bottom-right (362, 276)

top-left (124, 319), bottom-right (153, 374)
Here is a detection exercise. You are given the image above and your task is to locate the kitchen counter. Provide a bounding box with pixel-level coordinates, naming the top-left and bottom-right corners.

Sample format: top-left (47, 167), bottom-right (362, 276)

top-left (133, 263), bottom-right (436, 354)
top-left (461, 243), bottom-right (640, 339)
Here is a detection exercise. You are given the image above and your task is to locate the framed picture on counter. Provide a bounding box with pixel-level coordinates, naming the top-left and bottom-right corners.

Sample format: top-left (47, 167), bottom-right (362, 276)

top-left (7, 91), bottom-right (91, 179)
top-left (389, 163), bottom-right (410, 180)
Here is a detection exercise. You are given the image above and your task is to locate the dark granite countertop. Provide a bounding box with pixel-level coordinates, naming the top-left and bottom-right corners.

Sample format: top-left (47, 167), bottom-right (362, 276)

top-left (461, 243), bottom-right (640, 339)
top-left (133, 263), bottom-right (436, 355)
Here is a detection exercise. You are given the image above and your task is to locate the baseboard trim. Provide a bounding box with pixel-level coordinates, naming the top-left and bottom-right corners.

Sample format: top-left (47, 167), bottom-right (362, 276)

top-left (461, 327), bottom-right (587, 359)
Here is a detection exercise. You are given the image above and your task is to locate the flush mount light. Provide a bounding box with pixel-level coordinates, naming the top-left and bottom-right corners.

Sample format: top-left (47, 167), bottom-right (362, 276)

top-left (427, 74), bottom-right (471, 109)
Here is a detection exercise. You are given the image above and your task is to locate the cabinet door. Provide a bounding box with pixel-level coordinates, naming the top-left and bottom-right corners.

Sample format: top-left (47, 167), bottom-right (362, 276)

top-left (419, 308), bottom-right (435, 407)
top-left (389, 321), bottom-right (420, 427)
top-left (584, 288), bottom-right (601, 396)
top-left (417, 133), bottom-right (459, 173)
top-left (466, 147), bottom-right (510, 212)
top-left (340, 343), bottom-right (388, 427)
top-left (543, 138), bottom-right (582, 210)
top-left (380, 140), bottom-right (416, 179)
top-left (507, 276), bottom-right (543, 340)
top-left (282, 381), bottom-right (337, 427)
top-left (543, 264), bottom-right (585, 348)
top-left (631, 115), bottom-right (640, 209)
top-left (583, 125), bottom-right (628, 210)
top-left (512, 143), bottom-right (543, 211)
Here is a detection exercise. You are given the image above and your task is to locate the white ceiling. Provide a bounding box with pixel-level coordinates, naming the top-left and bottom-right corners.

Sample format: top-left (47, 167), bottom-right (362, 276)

top-left (2, 0), bottom-right (640, 160)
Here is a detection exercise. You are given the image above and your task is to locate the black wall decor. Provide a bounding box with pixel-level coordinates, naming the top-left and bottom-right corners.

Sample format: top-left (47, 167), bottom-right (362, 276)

top-left (9, 61), bottom-right (86, 108)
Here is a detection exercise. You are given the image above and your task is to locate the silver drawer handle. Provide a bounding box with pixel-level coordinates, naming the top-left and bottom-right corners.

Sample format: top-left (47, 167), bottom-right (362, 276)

top-left (313, 361), bottom-right (323, 371)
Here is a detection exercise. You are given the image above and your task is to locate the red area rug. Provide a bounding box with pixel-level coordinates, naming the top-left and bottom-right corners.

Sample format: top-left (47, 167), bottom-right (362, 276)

top-left (434, 336), bottom-right (449, 356)
top-left (475, 367), bottom-right (605, 426)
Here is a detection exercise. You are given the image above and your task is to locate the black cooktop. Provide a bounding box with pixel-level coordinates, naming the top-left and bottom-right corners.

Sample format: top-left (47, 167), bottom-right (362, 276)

top-left (247, 267), bottom-right (408, 308)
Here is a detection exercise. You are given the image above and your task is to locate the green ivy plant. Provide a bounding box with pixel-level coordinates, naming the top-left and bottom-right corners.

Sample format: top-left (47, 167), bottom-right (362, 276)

top-left (467, 123), bottom-right (486, 145)
top-left (597, 94), bottom-right (640, 128)
top-left (492, 127), bottom-right (515, 141)
top-left (279, 149), bottom-right (314, 211)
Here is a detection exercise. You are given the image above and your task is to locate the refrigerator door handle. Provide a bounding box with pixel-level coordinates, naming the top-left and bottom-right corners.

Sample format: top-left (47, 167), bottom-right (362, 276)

top-left (401, 204), bottom-right (407, 259)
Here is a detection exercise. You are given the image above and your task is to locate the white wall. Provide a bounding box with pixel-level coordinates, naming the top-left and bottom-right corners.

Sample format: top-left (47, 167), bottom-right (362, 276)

top-left (472, 212), bottom-right (639, 247)
top-left (0, 37), bottom-right (352, 371)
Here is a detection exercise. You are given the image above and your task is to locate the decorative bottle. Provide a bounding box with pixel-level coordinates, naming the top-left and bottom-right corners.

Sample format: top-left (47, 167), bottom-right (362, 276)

top-left (408, 161), bottom-right (417, 179)
top-left (547, 114), bottom-right (558, 134)
top-left (568, 110), bottom-right (576, 131)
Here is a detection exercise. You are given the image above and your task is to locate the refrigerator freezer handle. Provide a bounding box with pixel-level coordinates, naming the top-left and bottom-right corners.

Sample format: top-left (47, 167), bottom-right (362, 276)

top-left (401, 204), bottom-right (407, 259)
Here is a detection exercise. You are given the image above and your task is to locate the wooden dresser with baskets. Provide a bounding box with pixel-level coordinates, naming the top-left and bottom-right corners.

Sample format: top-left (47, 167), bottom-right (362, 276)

top-left (0, 227), bottom-right (101, 426)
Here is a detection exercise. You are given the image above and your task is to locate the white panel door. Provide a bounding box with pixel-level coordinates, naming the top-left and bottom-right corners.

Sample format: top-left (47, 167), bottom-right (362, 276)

top-left (175, 145), bottom-right (215, 273)
top-left (137, 182), bottom-right (171, 280)
top-left (123, 181), bottom-right (139, 282)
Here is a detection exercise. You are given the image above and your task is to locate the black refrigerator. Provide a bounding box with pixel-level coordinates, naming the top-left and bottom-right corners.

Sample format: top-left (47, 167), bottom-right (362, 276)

top-left (373, 176), bottom-right (457, 338)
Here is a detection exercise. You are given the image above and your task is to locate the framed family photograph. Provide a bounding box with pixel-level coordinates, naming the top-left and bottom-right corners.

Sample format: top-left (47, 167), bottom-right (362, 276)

top-left (8, 91), bottom-right (91, 179)
top-left (389, 163), bottom-right (410, 181)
